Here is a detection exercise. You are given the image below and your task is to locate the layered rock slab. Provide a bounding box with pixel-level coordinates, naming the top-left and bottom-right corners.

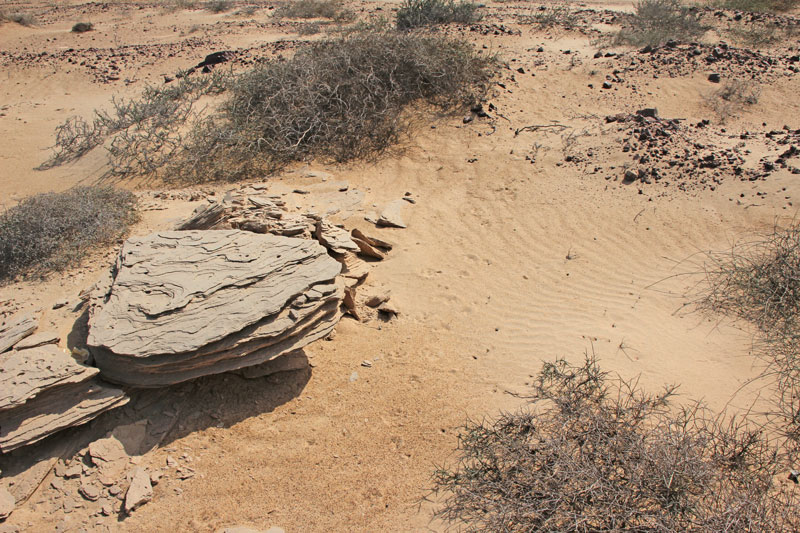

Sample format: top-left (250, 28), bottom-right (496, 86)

top-left (87, 230), bottom-right (343, 387)
top-left (0, 345), bottom-right (128, 453)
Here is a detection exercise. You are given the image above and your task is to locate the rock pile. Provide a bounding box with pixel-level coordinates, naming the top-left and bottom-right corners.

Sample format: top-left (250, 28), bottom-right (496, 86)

top-left (87, 230), bottom-right (344, 387)
top-left (0, 343), bottom-right (128, 453)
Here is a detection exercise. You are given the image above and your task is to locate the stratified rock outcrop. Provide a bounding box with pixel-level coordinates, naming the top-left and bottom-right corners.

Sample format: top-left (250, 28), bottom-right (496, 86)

top-left (0, 345), bottom-right (128, 452)
top-left (87, 230), bottom-right (343, 387)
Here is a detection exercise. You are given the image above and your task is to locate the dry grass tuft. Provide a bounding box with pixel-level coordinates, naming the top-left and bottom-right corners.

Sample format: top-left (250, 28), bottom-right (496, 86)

top-left (520, 2), bottom-right (579, 30)
top-left (0, 11), bottom-right (36, 26)
top-left (433, 355), bottom-right (800, 532)
top-left (616, 0), bottom-right (706, 47)
top-left (395, 0), bottom-right (482, 29)
top-left (205, 0), bottom-right (233, 13)
top-left (274, 0), bottom-right (355, 22)
top-left (704, 79), bottom-right (761, 122)
top-left (0, 187), bottom-right (138, 282)
top-left (713, 0), bottom-right (800, 12)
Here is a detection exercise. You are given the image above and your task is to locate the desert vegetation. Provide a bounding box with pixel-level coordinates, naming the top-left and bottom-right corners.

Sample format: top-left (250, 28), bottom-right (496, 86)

top-left (704, 79), bottom-right (761, 121)
top-left (274, 0), bottom-right (355, 21)
top-left (695, 224), bottom-right (800, 447)
top-left (616, 0), bottom-right (706, 47)
top-left (522, 2), bottom-right (579, 30)
top-left (205, 0), bottom-right (232, 13)
top-left (71, 22), bottom-right (94, 33)
top-left (43, 31), bottom-right (494, 183)
top-left (713, 0), bottom-right (800, 12)
top-left (0, 11), bottom-right (36, 26)
top-left (0, 187), bottom-right (137, 282)
top-left (433, 356), bottom-right (800, 532)
top-left (395, 0), bottom-right (482, 29)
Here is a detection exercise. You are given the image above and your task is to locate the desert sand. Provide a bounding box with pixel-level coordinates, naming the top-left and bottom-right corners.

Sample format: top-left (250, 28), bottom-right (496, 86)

top-left (1, 0), bottom-right (799, 531)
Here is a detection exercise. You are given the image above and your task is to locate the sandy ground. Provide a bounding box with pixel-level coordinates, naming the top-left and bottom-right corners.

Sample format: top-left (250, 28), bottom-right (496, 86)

top-left (1, 0), bottom-right (800, 531)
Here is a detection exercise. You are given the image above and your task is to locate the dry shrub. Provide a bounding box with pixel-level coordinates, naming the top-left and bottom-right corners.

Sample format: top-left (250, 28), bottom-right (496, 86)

top-left (0, 187), bottom-right (138, 282)
top-left (433, 356), bottom-right (800, 532)
top-left (297, 21), bottom-right (323, 35)
top-left (179, 31), bottom-right (493, 182)
top-left (163, 0), bottom-right (199, 12)
top-left (274, 0), bottom-right (355, 22)
top-left (395, 0), bottom-right (482, 29)
top-left (696, 224), bottom-right (800, 446)
top-left (704, 79), bottom-right (760, 123)
top-left (521, 2), bottom-right (579, 30)
top-left (72, 22), bottom-right (93, 33)
top-left (0, 11), bottom-right (36, 26)
top-left (714, 0), bottom-right (799, 12)
top-left (42, 32), bottom-right (493, 183)
top-left (40, 72), bottom-right (229, 171)
top-left (205, 0), bottom-right (232, 13)
top-left (616, 0), bottom-right (706, 47)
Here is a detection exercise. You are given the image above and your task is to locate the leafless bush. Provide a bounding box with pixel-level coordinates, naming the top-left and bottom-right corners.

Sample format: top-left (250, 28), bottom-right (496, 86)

top-left (713, 0), bottom-right (799, 12)
top-left (704, 79), bottom-right (760, 122)
top-left (520, 2), bottom-right (579, 30)
top-left (205, 0), bottom-right (232, 13)
top-left (235, 5), bottom-right (259, 16)
top-left (616, 0), bottom-right (706, 47)
top-left (40, 72), bottom-right (229, 170)
top-left (0, 11), bottom-right (36, 26)
top-left (163, 0), bottom-right (199, 12)
top-left (432, 355), bottom-right (800, 532)
top-left (0, 187), bottom-right (138, 282)
top-left (297, 21), bottom-right (323, 35)
top-left (395, 0), bottom-right (482, 29)
top-left (72, 22), bottom-right (93, 33)
top-left (695, 224), bottom-right (800, 445)
top-left (42, 32), bottom-right (493, 183)
top-left (274, 0), bottom-right (355, 22)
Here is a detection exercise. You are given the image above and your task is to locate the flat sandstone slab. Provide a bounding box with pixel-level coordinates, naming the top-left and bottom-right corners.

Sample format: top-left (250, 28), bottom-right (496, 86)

top-left (87, 230), bottom-right (343, 387)
top-left (0, 313), bottom-right (37, 353)
top-left (0, 345), bottom-right (99, 411)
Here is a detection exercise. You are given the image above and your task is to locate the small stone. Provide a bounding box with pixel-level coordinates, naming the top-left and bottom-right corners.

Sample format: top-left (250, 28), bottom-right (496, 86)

top-left (361, 360), bottom-right (372, 368)
top-left (602, 81), bottom-right (612, 89)
top-left (101, 503), bottom-right (113, 516)
top-left (708, 73), bottom-right (720, 83)
top-left (0, 485), bottom-right (15, 519)
top-left (377, 200), bottom-right (407, 229)
top-left (623, 169), bottom-right (639, 183)
top-left (64, 464), bottom-right (83, 479)
top-left (124, 467), bottom-right (152, 513)
top-left (149, 470), bottom-right (162, 486)
top-left (79, 481), bottom-right (101, 501)
top-left (52, 300), bottom-right (69, 310)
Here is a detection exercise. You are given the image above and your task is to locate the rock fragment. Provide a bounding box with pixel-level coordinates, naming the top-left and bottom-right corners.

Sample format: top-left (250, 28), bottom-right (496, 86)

top-left (377, 200), bottom-right (408, 228)
top-left (0, 485), bottom-right (14, 519)
top-left (0, 313), bottom-right (37, 353)
top-left (236, 350), bottom-right (309, 379)
top-left (11, 331), bottom-right (60, 350)
top-left (123, 467), bottom-right (152, 513)
top-left (0, 346), bottom-right (128, 452)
